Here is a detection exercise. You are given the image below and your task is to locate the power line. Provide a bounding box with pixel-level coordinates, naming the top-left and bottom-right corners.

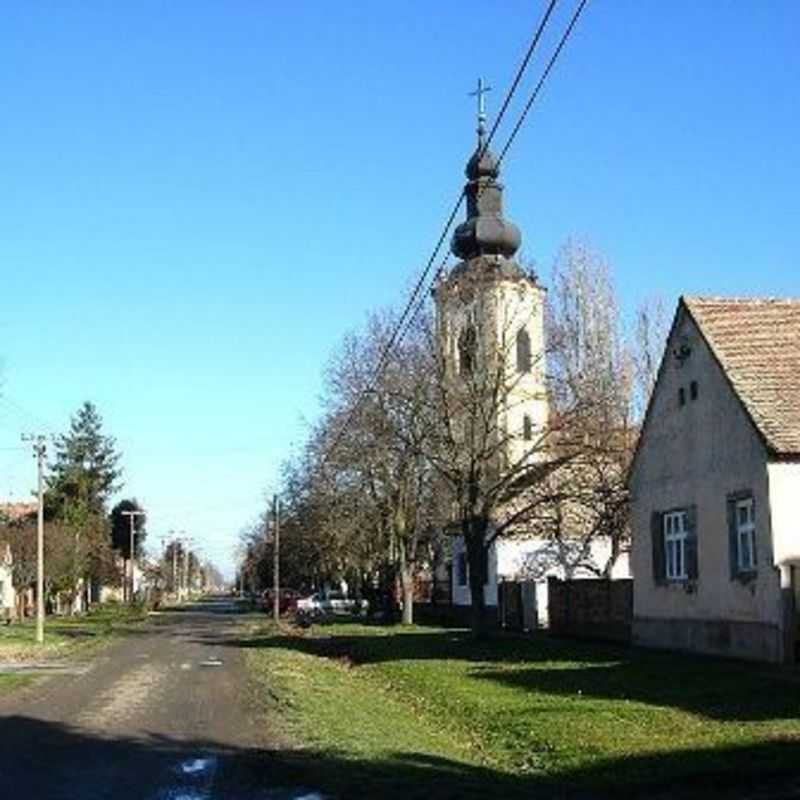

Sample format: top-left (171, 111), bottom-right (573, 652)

top-left (395, 0), bottom-right (591, 347)
top-left (322, 0), bottom-right (565, 465)
top-left (498, 0), bottom-right (589, 166)
top-left (363, 0), bottom-right (562, 389)
top-left (0, 394), bottom-right (58, 435)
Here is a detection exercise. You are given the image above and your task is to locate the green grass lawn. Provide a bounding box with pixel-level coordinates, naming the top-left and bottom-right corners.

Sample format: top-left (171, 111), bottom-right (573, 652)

top-left (243, 621), bottom-right (800, 799)
top-left (0, 603), bottom-right (147, 665)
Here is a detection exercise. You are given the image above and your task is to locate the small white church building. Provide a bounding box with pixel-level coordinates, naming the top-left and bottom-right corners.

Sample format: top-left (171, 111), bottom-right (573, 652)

top-left (435, 103), bottom-right (629, 626)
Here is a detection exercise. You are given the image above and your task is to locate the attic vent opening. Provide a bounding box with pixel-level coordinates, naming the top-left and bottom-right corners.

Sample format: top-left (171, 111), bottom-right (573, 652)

top-left (673, 336), bottom-right (692, 366)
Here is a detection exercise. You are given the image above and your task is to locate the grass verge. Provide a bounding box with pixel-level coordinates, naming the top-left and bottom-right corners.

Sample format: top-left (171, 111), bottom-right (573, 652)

top-left (0, 603), bottom-right (148, 665)
top-left (243, 621), bottom-right (800, 799)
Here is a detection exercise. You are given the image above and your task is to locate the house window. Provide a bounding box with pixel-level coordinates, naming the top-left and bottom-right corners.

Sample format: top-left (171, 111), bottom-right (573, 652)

top-left (664, 510), bottom-right (688, 580)
top-left (458, 326), bottom-right (477, 376)
top-left (522, 414), bottom-right (532, 441)
top-left (736, 497), bottom-right (756, 572)
top-left (456, 552), bottom-right (468, 587)
top-left (516, 328), bottom-right (531, 373)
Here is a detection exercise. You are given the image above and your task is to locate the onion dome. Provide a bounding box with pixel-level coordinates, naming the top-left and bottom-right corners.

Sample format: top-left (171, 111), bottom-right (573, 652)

top-left (451, 137), bottom-right (522, 261)
top-left (451, 107), bottom-right (521, 262)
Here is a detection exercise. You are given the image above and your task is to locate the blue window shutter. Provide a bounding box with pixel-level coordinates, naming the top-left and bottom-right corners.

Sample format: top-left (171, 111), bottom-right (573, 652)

top-left (651, 512), bottom-right (665, 584)
top-left (685, 505), bottom-right (698, 580)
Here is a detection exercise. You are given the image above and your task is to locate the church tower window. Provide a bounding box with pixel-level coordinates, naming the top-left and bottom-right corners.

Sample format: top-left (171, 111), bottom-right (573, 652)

top-left (459, 325), bottom-right (477, 376)
top-left (516, 328), bottom-right (531, 373)
top-left (523, 414), bottom-right (533, 441)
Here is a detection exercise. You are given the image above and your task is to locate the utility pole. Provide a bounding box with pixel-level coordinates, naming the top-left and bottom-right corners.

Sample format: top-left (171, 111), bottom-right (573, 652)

top-left (273, 494), bottom-right (280, 623)
top-left (22, 434), bottom-right (47, 644)
top-left (121, 509), bottom-right (146, 604)
top-left (182, 536), bottom-right (193, 601)
top-left (168, 530), bottom-right (178, 598)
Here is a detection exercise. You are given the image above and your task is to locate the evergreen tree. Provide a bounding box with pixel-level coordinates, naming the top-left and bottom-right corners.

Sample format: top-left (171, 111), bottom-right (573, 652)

top-left (47, 401), bottom-right (123, 517)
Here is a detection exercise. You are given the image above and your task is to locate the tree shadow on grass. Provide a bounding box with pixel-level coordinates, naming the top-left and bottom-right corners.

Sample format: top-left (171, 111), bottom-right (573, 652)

top-left (469, 652), bottom-right (800, 723)
top-left (0, 714), bottom-right (799, 800)
top-left (205, 625), bottom-right (800, 724)
top-left (211, 625), bottom-right (631, 667)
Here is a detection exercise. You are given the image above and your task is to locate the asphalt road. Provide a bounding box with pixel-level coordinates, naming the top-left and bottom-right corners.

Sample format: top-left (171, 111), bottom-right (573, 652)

top-left (0, 598), bottom-right (320, 800)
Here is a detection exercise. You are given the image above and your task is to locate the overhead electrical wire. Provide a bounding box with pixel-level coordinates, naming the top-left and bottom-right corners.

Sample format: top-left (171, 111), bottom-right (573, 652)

top-left (394, 0), bottom-right (591, 353)
top-left (323, 0), bottom-right (589, 465)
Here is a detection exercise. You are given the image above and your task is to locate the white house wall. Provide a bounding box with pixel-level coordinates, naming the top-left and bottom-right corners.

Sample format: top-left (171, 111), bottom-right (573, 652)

top-left (767, 461), bottom-right (800, 565)
top-left (0, 543), bottom-right (14, 611)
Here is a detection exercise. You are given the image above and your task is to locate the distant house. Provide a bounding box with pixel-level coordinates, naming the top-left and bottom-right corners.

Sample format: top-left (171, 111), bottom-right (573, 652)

top-left (0, 502), bottom-right (37, 619)
top-left (630, 297), bottom-right (800, 663)
top-left (0, 541), bottom-right (14, 616)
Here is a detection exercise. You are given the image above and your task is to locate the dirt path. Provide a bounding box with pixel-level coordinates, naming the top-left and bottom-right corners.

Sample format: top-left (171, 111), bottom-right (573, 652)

top-left (0, 599), bottom-right (318, 799)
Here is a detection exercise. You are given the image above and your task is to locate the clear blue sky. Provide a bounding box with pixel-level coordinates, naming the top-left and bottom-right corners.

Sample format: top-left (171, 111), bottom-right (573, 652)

top-left (1, 2), bottom-right (798, 577)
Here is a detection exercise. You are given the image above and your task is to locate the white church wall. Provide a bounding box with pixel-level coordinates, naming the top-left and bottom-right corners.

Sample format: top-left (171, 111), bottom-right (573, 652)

top-left (451, 533), bottom-right (630, 625)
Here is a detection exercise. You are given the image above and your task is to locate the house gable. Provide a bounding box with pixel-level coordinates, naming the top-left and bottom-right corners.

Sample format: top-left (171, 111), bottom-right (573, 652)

top-left (630, 301), bottom-right (769, 500)
top-left (630, 300), bottom-right (778, 638)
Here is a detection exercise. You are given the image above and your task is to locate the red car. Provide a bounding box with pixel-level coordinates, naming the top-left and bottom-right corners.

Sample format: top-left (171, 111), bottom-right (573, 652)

top-left (260, 588), bottom-right (302, 615)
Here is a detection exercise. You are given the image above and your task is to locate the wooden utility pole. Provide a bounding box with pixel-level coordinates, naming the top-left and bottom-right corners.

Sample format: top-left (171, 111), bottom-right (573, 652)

top-left (22, 434), bottom-right (47, 644)
top-left (171, 539), bottom-right (178, 597)
top-left (121, 509), bottom-right (146, 604)
top-left (182, 536), bottom-right (193, 601)
top-left (273, 494), bottom-right (280, 623)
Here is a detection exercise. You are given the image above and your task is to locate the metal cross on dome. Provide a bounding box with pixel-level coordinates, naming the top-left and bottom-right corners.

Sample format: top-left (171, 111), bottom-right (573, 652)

top-left (469, 77), bottom-right (492, 142)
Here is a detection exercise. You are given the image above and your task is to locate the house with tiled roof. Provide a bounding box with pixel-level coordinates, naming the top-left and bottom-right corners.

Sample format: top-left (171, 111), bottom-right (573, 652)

top-left (630, 296), bottom-right (800, 663)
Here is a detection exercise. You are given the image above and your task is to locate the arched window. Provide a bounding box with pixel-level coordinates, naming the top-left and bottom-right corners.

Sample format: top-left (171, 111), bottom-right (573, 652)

top-left (516, 328), bottom-right (531, 373)
top-left (523, 414), bottom-right (533, 441)
top-left (459, 325), bottom-right (477, 376)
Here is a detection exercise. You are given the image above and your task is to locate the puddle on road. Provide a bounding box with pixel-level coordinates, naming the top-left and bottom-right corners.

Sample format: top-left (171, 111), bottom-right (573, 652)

top-left (180, 757), bottom-right (217, 775)
top-left (153, 753), bottom-right (327, 800)
top-left (153, 754), bottom-right (219, 800)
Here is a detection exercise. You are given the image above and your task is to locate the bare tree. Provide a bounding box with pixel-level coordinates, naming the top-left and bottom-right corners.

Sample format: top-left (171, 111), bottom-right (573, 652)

top-left (319, 311), bottom-right (441, 623)
top-left (631, 294), bottom-right (670, 422)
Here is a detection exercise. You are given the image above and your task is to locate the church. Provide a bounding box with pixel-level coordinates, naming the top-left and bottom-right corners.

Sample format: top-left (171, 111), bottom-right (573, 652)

top-left (434, 91), bottom-right (629, 626)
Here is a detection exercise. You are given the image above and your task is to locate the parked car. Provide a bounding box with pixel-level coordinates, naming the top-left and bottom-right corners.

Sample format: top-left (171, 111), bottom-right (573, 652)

top-left (296, 591), bottom-right (368, 618)
top-left (260, 588), bottom-right (302, 615)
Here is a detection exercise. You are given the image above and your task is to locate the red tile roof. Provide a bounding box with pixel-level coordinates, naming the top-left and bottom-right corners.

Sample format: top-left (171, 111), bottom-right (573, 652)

top-left (684, 296), bottom-right (800, 456)
top-left (0, 502), bottom-right (37, 522)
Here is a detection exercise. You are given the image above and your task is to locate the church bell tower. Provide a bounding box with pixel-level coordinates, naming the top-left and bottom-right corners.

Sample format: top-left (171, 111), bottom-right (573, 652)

top-left (433, 81), bottom-right (548, 467)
